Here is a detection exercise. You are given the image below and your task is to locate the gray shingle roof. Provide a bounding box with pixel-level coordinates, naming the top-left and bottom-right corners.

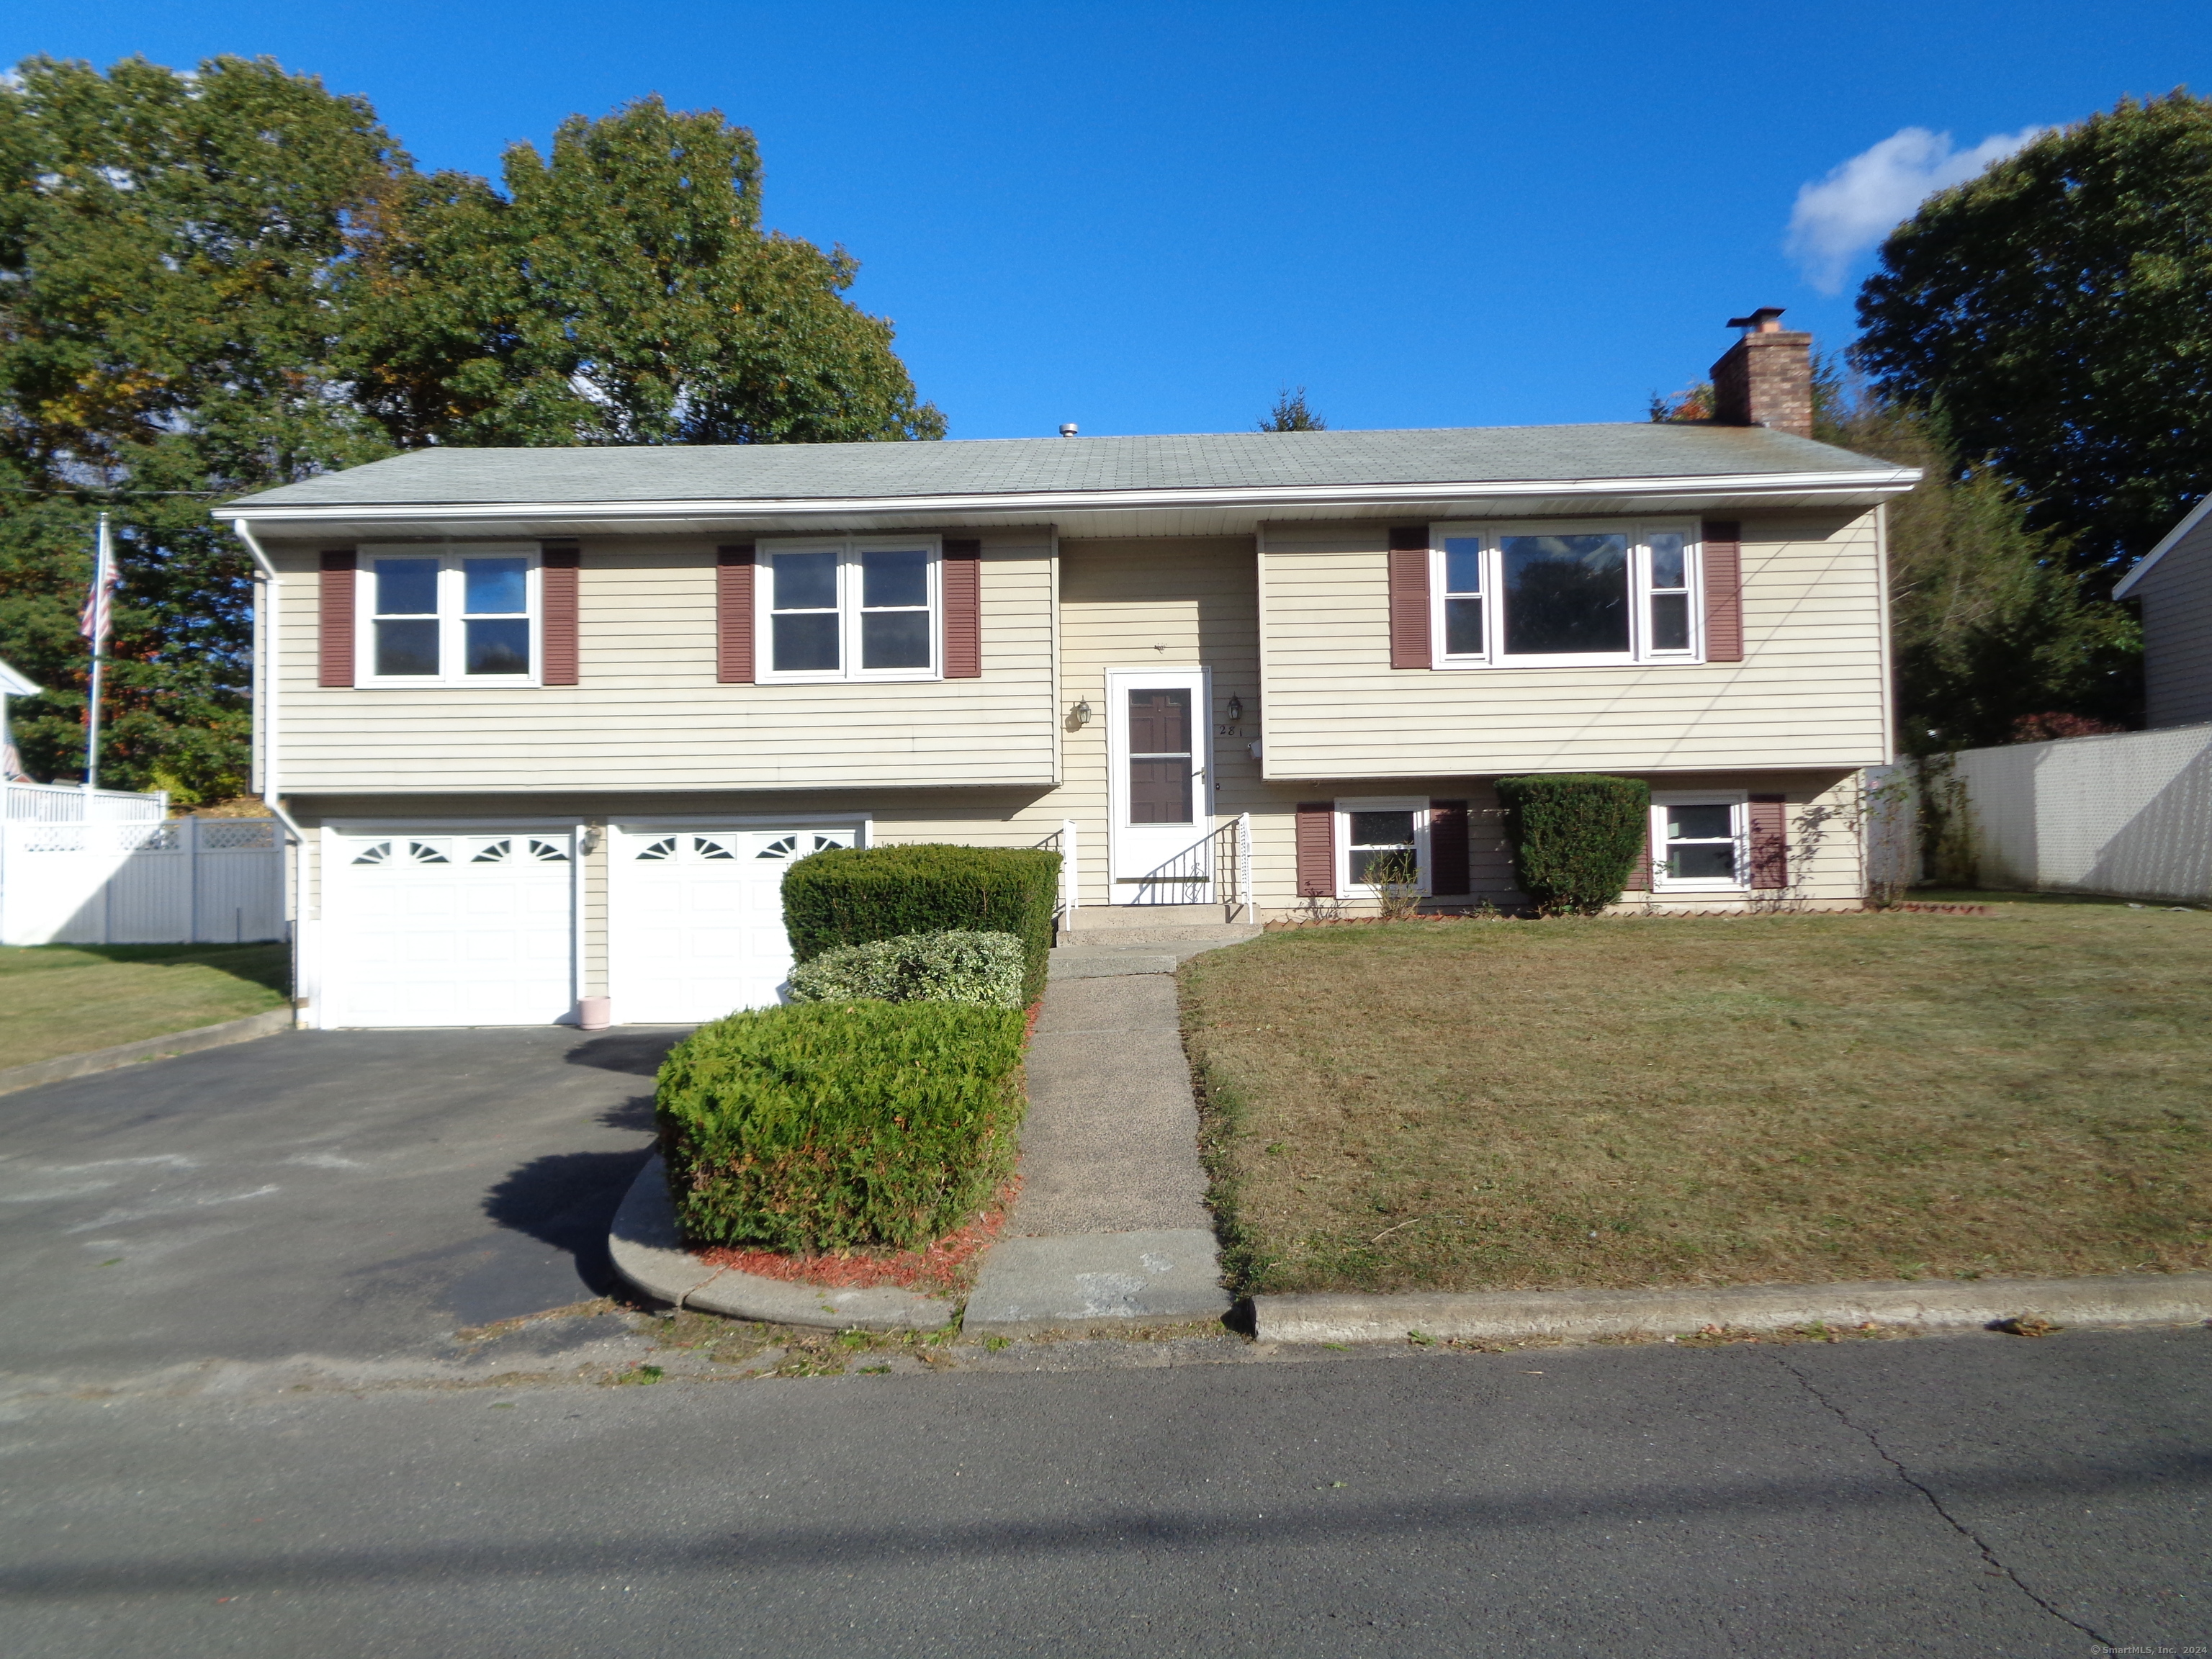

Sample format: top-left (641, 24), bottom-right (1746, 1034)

top-left (233, 423), bottom-right (1892, 508)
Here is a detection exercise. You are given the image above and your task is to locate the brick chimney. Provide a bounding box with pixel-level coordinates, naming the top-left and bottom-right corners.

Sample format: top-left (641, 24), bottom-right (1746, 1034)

top-left (1709, 307), bottom-right (1813, 438)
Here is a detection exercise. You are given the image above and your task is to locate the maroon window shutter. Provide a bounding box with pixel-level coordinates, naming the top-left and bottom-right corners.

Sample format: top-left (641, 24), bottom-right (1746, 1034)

top-left (318, 552), bottom-right (356, 687)
top-left (1622, 820), bottom-right (1652, 891)
top-left (540, 544), bottom-right (580, 685)
top-left (1702, 519), bottom-right (1743, 662)
top-left (1295, 802), bottom-right (1336, 897)
top-left (1748, 793), bottom-right (1788, 889)
top-left (1388, 526), bottom-right (1431, 670)
top-left (1428, 799), bottom-right (1470, 895)
top-left (716, 545), bottom-right (755, 684)
top-left (942, 538), bottom-right (981, 678)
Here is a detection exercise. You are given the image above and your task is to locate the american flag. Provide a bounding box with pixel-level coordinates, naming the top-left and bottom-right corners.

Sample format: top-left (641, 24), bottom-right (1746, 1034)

top-left (79, 515), bottom-right (116, 646)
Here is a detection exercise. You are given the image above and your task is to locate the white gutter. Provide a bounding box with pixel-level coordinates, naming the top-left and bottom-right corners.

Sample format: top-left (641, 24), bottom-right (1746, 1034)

top-left (222, 466), bottom-right (1923, 529)
top-left (228, 519), bottom-right (306, 850)
top-left (2111, 493), bottom-right (2212, 599)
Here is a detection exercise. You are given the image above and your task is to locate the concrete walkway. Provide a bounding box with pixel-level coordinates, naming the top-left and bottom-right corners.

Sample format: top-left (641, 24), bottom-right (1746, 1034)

top-left (964, 938), bottom-right (1244, 1334)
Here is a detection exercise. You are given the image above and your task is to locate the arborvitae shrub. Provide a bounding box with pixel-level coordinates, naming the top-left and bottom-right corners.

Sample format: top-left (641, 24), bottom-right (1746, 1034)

top-left (781, 845), bottom-right (1060, 1006)
top-left (656, 1000), bottom-right (1028, 1254)
top-left (1495, 774), bottom-right (1651, 914)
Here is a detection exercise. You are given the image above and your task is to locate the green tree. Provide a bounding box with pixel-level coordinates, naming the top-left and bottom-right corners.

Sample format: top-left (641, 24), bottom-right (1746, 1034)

top-left (0, 66), bottom-right (944, 796)
top-left (1856, 92), bottom-right (2212, 577)
top-left (346, 96), bottom-right (943, 447)
top-left (1815, 382), bottom-right (2139, 750)
top-left (1258, 385), bottom-right (1326, 432)
top-left (0, 55), bottom-right (401, 798)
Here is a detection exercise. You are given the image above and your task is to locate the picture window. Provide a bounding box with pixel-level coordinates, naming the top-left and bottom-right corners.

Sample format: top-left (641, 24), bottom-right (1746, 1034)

top-left (1428, 523), bottom-right (1702, 667)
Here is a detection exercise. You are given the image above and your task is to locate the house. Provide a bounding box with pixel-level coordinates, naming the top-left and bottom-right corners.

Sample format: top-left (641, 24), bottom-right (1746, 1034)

top-left (0, 655), bottom-right (37, 782)
top-left (222, 310), bottom-right (1919, 1029)
top-left (2112, 495), bottom-right (2212, 729)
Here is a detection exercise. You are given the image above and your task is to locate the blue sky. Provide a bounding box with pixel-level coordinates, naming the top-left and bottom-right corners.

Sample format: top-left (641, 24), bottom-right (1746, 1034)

top-left (7, 2), bottom-right (2207, 440)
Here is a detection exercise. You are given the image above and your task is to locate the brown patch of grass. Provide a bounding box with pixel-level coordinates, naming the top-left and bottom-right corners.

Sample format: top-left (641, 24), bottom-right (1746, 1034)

top-left (1183, 906), bottom-right (2212, 1295)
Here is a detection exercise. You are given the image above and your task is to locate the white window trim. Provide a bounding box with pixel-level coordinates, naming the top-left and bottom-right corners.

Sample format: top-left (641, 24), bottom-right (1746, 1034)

top-left (1336, 795), bottom-right (1431, 896)
top-left (355, 543), bottom-right (543, 688)
top-left (1649, 789), bottom-right (1750, 894)
top-left (1426, 519), bottom-right (1704, 670)
top-left (755, 535), bottom-right (943, 683)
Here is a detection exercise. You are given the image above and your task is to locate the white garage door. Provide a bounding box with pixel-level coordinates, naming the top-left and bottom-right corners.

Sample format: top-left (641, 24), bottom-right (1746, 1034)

top-left (325, 831), bottom-right (576, 1028)
top-left (608, 827), bottom-right (855, 1024)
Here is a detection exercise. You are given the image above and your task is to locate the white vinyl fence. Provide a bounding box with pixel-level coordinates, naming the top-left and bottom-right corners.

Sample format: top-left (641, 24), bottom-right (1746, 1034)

top-left (4, 781), bottom-right (168, 823)
top-left (0, 816), bottom-right (287, 946)
top-left (1924, 723), bottom-right (2212, 904)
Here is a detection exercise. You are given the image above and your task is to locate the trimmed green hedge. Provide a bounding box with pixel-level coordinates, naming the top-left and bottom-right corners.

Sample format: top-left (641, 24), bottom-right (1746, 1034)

top-left (782, 844), bottom-right (1060, 1007)
top-left (1496, 774), bottom-right (1651, 915)
top-left (786, 930), bottom-right (1026, 1009)
top-left (656, 1000), bottom-right (1028, 1254)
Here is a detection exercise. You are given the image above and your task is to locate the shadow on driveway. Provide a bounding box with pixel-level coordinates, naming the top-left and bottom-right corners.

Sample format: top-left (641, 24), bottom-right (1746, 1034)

top-left (482, 1146), bottom-right (656, 1303)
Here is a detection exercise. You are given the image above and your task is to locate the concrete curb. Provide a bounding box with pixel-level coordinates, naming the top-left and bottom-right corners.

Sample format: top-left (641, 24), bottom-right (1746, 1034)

top-left (0, 1006), bottom-right (293, 1098)
top-left (1251, 1272), bottom-right (2212, 1346)
top-left (964, 1229), bottom-right (1234, 1336)
top-left (608, 1154), bottom-right (958, 1333)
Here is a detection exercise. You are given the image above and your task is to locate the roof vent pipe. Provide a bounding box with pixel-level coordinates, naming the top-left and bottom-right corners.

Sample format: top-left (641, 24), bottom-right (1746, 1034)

top-left (1058, 423), bottom-right (1079, 438)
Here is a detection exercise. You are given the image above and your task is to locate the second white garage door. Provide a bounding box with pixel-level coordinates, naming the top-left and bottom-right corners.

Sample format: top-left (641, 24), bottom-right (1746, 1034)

top-left (607, 826), bottom-right (857, 1024)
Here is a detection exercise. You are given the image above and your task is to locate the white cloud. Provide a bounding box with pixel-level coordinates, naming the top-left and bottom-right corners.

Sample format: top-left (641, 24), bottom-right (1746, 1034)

top-left (1786, 125), bottom-right (2048, 293)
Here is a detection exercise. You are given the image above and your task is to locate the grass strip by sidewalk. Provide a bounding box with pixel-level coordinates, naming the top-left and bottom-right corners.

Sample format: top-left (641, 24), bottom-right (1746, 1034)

top-left (0, 943), bottom-right (289, 1071)
top-left (1182, 904), bottom-right (2211, 1296)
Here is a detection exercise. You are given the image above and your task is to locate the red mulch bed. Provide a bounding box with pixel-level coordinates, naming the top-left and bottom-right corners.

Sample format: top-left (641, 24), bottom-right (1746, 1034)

top-left (691, 1175), bottom-right (1020, 1295)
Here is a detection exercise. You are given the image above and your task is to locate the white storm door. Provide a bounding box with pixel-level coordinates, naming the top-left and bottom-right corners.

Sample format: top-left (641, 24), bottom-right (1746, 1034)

top-left (1105, 667), bottom-right (1214, 904)
top-left (608, 827), bottom-right (857, 1024)
top-left (325, 830), bottom-right (576, 1028)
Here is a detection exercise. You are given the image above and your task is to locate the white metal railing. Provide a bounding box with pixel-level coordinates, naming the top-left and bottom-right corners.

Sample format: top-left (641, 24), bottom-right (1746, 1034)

top-left (4, 781), bottom-right (169, 822)
top-left (1032, 819), bottom-right (1079, 932)
top-left (1125, 814), bottom-right (1249, 916)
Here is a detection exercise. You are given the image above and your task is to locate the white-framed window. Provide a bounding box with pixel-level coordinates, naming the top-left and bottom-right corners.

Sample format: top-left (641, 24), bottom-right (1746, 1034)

top-left (1428, 521), bottom-right (1702, 667)
top-left (1337, 796), bottom-right (1431, 895)
top-left (755, 536), bottom-right (941, 682)
top-left (358, 544), bottom-right (540, 685)
top-left (1649, 791), bottom-right (1748, 892)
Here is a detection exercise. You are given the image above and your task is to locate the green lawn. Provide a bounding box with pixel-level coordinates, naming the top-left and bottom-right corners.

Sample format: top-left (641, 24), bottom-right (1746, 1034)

top-left (1182, 902), bottom-right (2212, 1295)
top-left (0, 943), bottom-right (289, 1070)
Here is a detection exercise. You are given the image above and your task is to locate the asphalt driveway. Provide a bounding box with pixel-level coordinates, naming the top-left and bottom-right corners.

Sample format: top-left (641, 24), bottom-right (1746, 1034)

top-left (0, 1028), bottom-right (685, 1393)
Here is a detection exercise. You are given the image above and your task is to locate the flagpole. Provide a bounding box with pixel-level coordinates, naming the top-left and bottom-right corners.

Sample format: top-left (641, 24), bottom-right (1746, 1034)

top-left (84, 513), bottom-right (109, 796)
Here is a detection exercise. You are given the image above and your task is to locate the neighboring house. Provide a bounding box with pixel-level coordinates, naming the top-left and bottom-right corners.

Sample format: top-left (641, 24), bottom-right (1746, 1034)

top-left (2112, 495), bottom-right (2212, 728)
top-left (222, 310), bottom-right (1919, 1029)
top-left (0, 655), bottom-right (39, 782)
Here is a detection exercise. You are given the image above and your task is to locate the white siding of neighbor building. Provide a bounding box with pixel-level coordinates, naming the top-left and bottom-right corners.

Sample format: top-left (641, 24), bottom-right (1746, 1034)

top-left (2132, 513), bottom-right (2212, 729)
top-left (1255, 511), bottom-right (1890, 778)
top-left (1949, 723), bottom-right (2212, 902)
top-left (265, 531), bottom-right (1059, 794)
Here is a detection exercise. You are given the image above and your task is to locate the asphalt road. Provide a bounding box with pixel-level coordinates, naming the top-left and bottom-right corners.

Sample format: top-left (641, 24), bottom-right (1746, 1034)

top-left (0, 1033), bottom-right (2206, 1655)
top-left (4, 1326), bottom-right (2206, 1657)
top-left (0, 1028), bottom-right (680, 1390)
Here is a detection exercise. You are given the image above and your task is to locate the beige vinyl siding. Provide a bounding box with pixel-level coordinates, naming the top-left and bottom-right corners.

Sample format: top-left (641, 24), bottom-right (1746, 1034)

top-left (1256, 512), bottom-right (1891, 778)
top-left (269, 531), bottom-right (1058, 793)
top-left (2136, 516), bottom-right (2212, 729)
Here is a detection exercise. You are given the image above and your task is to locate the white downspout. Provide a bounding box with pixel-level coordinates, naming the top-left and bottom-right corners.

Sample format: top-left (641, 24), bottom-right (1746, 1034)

top-left (228, 520), bottom-right (306, 848)
top-left (231, 519), bottom-right (311, 1026)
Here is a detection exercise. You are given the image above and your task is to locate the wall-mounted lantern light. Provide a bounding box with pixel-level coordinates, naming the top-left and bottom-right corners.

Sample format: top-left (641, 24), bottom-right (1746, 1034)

top-left (1225, 694), bottom-right (1244, 723)
top-left (1071, 699), bottom-right (1093, 728)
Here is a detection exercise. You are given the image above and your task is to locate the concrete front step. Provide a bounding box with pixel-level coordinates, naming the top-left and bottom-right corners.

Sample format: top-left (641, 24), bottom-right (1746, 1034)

top-left (1056, 923), bottom-right (1262, 948)
top-left (1069, 903), bottom-right (1236, 930)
